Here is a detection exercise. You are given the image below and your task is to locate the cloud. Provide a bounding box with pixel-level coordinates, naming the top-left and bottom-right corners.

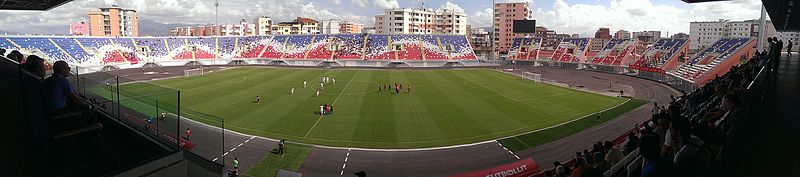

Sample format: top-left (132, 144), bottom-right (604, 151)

top-left (531, 0), bottom-right (764, 37)
top-left (332, 0), bottom-right (341, 5)
top-left (373, 0), bottom-right (399, 9)
top-left (0, 0), bottom-right (371, 35)
top-left (439, 1), bottom-right (465, 14)
top-left (470, 8), bottom-right (493, 28)
top-left (352, 0), bottom-right (368, 7)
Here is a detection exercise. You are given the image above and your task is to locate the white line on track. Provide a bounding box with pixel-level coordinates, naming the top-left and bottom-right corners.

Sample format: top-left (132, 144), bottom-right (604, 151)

top-left (496, 140), bottom-right (520, 160)
top-left (304, 71), bottom-right (359, 137)
top-left (213, 136), bottom-right (256, 162)
top-left (340, 148), bottom-right (352, 175)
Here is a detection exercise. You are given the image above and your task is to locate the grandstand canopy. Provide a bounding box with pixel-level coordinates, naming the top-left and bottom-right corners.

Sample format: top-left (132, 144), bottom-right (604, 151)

top-left (762, 0), bottom-right (800, 32)
top-left (0, 0), bottom-right (72, 10)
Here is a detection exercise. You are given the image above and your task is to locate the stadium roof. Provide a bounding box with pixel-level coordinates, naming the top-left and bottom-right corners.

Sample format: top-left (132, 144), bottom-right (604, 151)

top-left (0, 0), bottom-right (72, 10)
top-left (762, 0), bottom-right (799, 32)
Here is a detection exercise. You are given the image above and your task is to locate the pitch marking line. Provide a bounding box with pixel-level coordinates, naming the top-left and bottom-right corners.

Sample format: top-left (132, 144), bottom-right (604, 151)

top-left (304, 71), bottom-right (359, 137)
top-left (213, 136), bottom-right (256, 162)
top-left (496, 140), bottom-right (520, 160)
top-left (340, 148), bottom-right (352, 176)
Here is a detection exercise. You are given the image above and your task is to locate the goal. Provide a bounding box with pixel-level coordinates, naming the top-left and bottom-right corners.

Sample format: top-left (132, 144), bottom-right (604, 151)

top-left (184, 67), bottom-right (204, 77)
top-left (522, 72), bottom-right (541, 83)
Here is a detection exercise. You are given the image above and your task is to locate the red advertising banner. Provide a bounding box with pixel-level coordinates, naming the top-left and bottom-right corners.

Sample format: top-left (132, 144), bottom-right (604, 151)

top-left (449, 158), bottom-right (539, 177)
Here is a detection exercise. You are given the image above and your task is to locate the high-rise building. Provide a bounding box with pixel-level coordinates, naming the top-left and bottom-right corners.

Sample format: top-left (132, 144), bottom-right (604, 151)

top-left (595, 28), bottom-right (611, 40)
top-left (339, 21), bottom-right (364, 34)
top-left (70, 22), bottom-right (89, 36)
top-left (614, 30), bottom-right (631, 39)
top-left (494, 2), bottom-right (533, 53)
top-left (689, 19), bottom-right (775, 51)
top-left (632, 31), bottom-right (662, 44)
top-left (253, 16), bottom-right (272, 36)
top-left (373, 8), bottom-right (467, 35)
top-left (88, 5), bottom-right (138, 36)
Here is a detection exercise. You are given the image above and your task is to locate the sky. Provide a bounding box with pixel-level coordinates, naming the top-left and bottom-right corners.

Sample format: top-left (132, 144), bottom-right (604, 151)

top-left (0, 0), bottom-right (766, 37)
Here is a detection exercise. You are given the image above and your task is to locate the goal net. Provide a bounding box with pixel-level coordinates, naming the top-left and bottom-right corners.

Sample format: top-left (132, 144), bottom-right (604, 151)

top-left (184, 67), bottom-right (204, 77)
top-left (522, 72), bottom-right (542, 83)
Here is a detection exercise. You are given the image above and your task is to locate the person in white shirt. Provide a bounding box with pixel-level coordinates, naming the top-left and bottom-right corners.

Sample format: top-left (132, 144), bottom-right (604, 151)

top-left (291, 87), bottom-right (295, 95)
top-left (319, 104), bottom-right (324, 115)
top-left (315, 90), bottom-right (320, 97)
top-left (332, 78), bottom-right (336, 85)
top-left (303, 80), bottom-right (307, 88)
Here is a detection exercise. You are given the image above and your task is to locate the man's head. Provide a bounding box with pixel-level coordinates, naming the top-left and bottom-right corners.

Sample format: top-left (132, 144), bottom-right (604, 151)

top-left (670, 117), bottom-right (691, 142)
top-left (553, 161), bottom-right (561, 166)
top-left (7, 50), bottom-right (23, 63)
top-left (52, 60), bottom-right (70, 76)
top-left (22, 55), bottom-right (45, 78)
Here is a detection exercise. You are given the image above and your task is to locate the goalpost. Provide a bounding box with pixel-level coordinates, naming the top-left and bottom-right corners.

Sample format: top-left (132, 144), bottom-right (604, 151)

top-left (522, 71), bottom-right (542, 83)
top-left (184, 67), bottom-right (204, 77)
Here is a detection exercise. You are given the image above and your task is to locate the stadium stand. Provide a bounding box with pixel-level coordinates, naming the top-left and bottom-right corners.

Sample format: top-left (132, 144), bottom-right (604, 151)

top-left (590, 38), bottom-right (639, 66)
top-left (629, 38), bottom-right (689, 73)
top-left (531, 43), bottom-right (775, 177)
top-left (552, 38), bottom-right (591, 63)
top-left (669, 37), bottom-right (755, 85)
top-left (508, 37), bottom-right (542, 60)
top-left (0, 34), bottom-right (476, 65)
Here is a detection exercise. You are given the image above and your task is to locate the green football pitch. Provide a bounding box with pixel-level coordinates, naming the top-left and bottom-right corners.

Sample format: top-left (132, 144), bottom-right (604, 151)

top-left (104, 67), bottom-right (636, 149)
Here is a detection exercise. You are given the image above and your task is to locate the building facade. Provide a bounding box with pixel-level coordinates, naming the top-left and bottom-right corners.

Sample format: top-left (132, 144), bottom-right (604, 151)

top-left (614, 30), bottom-right (630, 39)
top-left (595, 28), bottom-right (611, 40)
top-left (632, 31), bottom-right (661, 44)
top-left (373, 8), bottom-right (467, 35)
top-left (494, 2), bottom-right (533, 53)
top-left (533, 26), bottom-right (570, 50)
top-left (689, 19), bottom-right (775, 51)
top-left (777, 32), bottom-right (800, 52)
top-left (321, 20), bottom-right (341, 34)
top-left (253, 16), bottom-right (272, 36)
top-left (590, 38), bottom-right (610, 51)
top-left (70, 22), bottom-right (89, 36)
top-left (88, 5), bottom-right (138, 36)
top-left (470, 28), bottom-right (492, 58)
top-left (339, 21), bottom-right (364, 34)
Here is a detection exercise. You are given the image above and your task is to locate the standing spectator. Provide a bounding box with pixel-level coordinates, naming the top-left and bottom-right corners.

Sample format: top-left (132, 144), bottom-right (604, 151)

top-left (651, 102), bottom-right (660, 115)
top-left (278, 139), bottom-right (286, 156)
top-left (232, 157), bottom-right (239, 170)
top-left (0, 48), bottom-right (5, 57)
top-left (185, 128), bottom-right (191, 141)
top-left (639, 133), bottom-right (678, 177)
top-left (788, 40), bottom-right (793, 56)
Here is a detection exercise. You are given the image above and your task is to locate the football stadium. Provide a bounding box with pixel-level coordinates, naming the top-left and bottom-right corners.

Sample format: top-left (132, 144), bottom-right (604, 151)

top-left (1, 0), bottom-right (798, 177)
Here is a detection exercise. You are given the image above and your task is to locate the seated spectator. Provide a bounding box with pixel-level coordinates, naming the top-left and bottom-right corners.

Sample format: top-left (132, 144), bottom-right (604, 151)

top-left (44, 61), bottom-right (96, 130)
top-left (0, 48), bottom-right (5, 56)
top-left (22, 55), bottom-right (45, 79)
top-left (672, 117), bottom-right (712, 177)
top-left (590, 151), bottom-right (611, 175)
top-left (624, 132), bottom-right (639, 155)
top-left (639, 133), bottom-right (678, 177)
top-left (7, 50), bottom-right (24, 63)
top-left (583, 149), bottom-right (593, 165)
top-left (604, 141), bottom-right (623, 164)
top-left (570, 157), bottom-right (589, 177)
top-left (554, 161), bottom-right (568, 177)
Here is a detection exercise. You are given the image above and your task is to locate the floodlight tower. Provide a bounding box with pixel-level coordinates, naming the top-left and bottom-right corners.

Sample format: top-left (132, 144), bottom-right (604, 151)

top-left (214, 0), bottom-right (220, 36)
